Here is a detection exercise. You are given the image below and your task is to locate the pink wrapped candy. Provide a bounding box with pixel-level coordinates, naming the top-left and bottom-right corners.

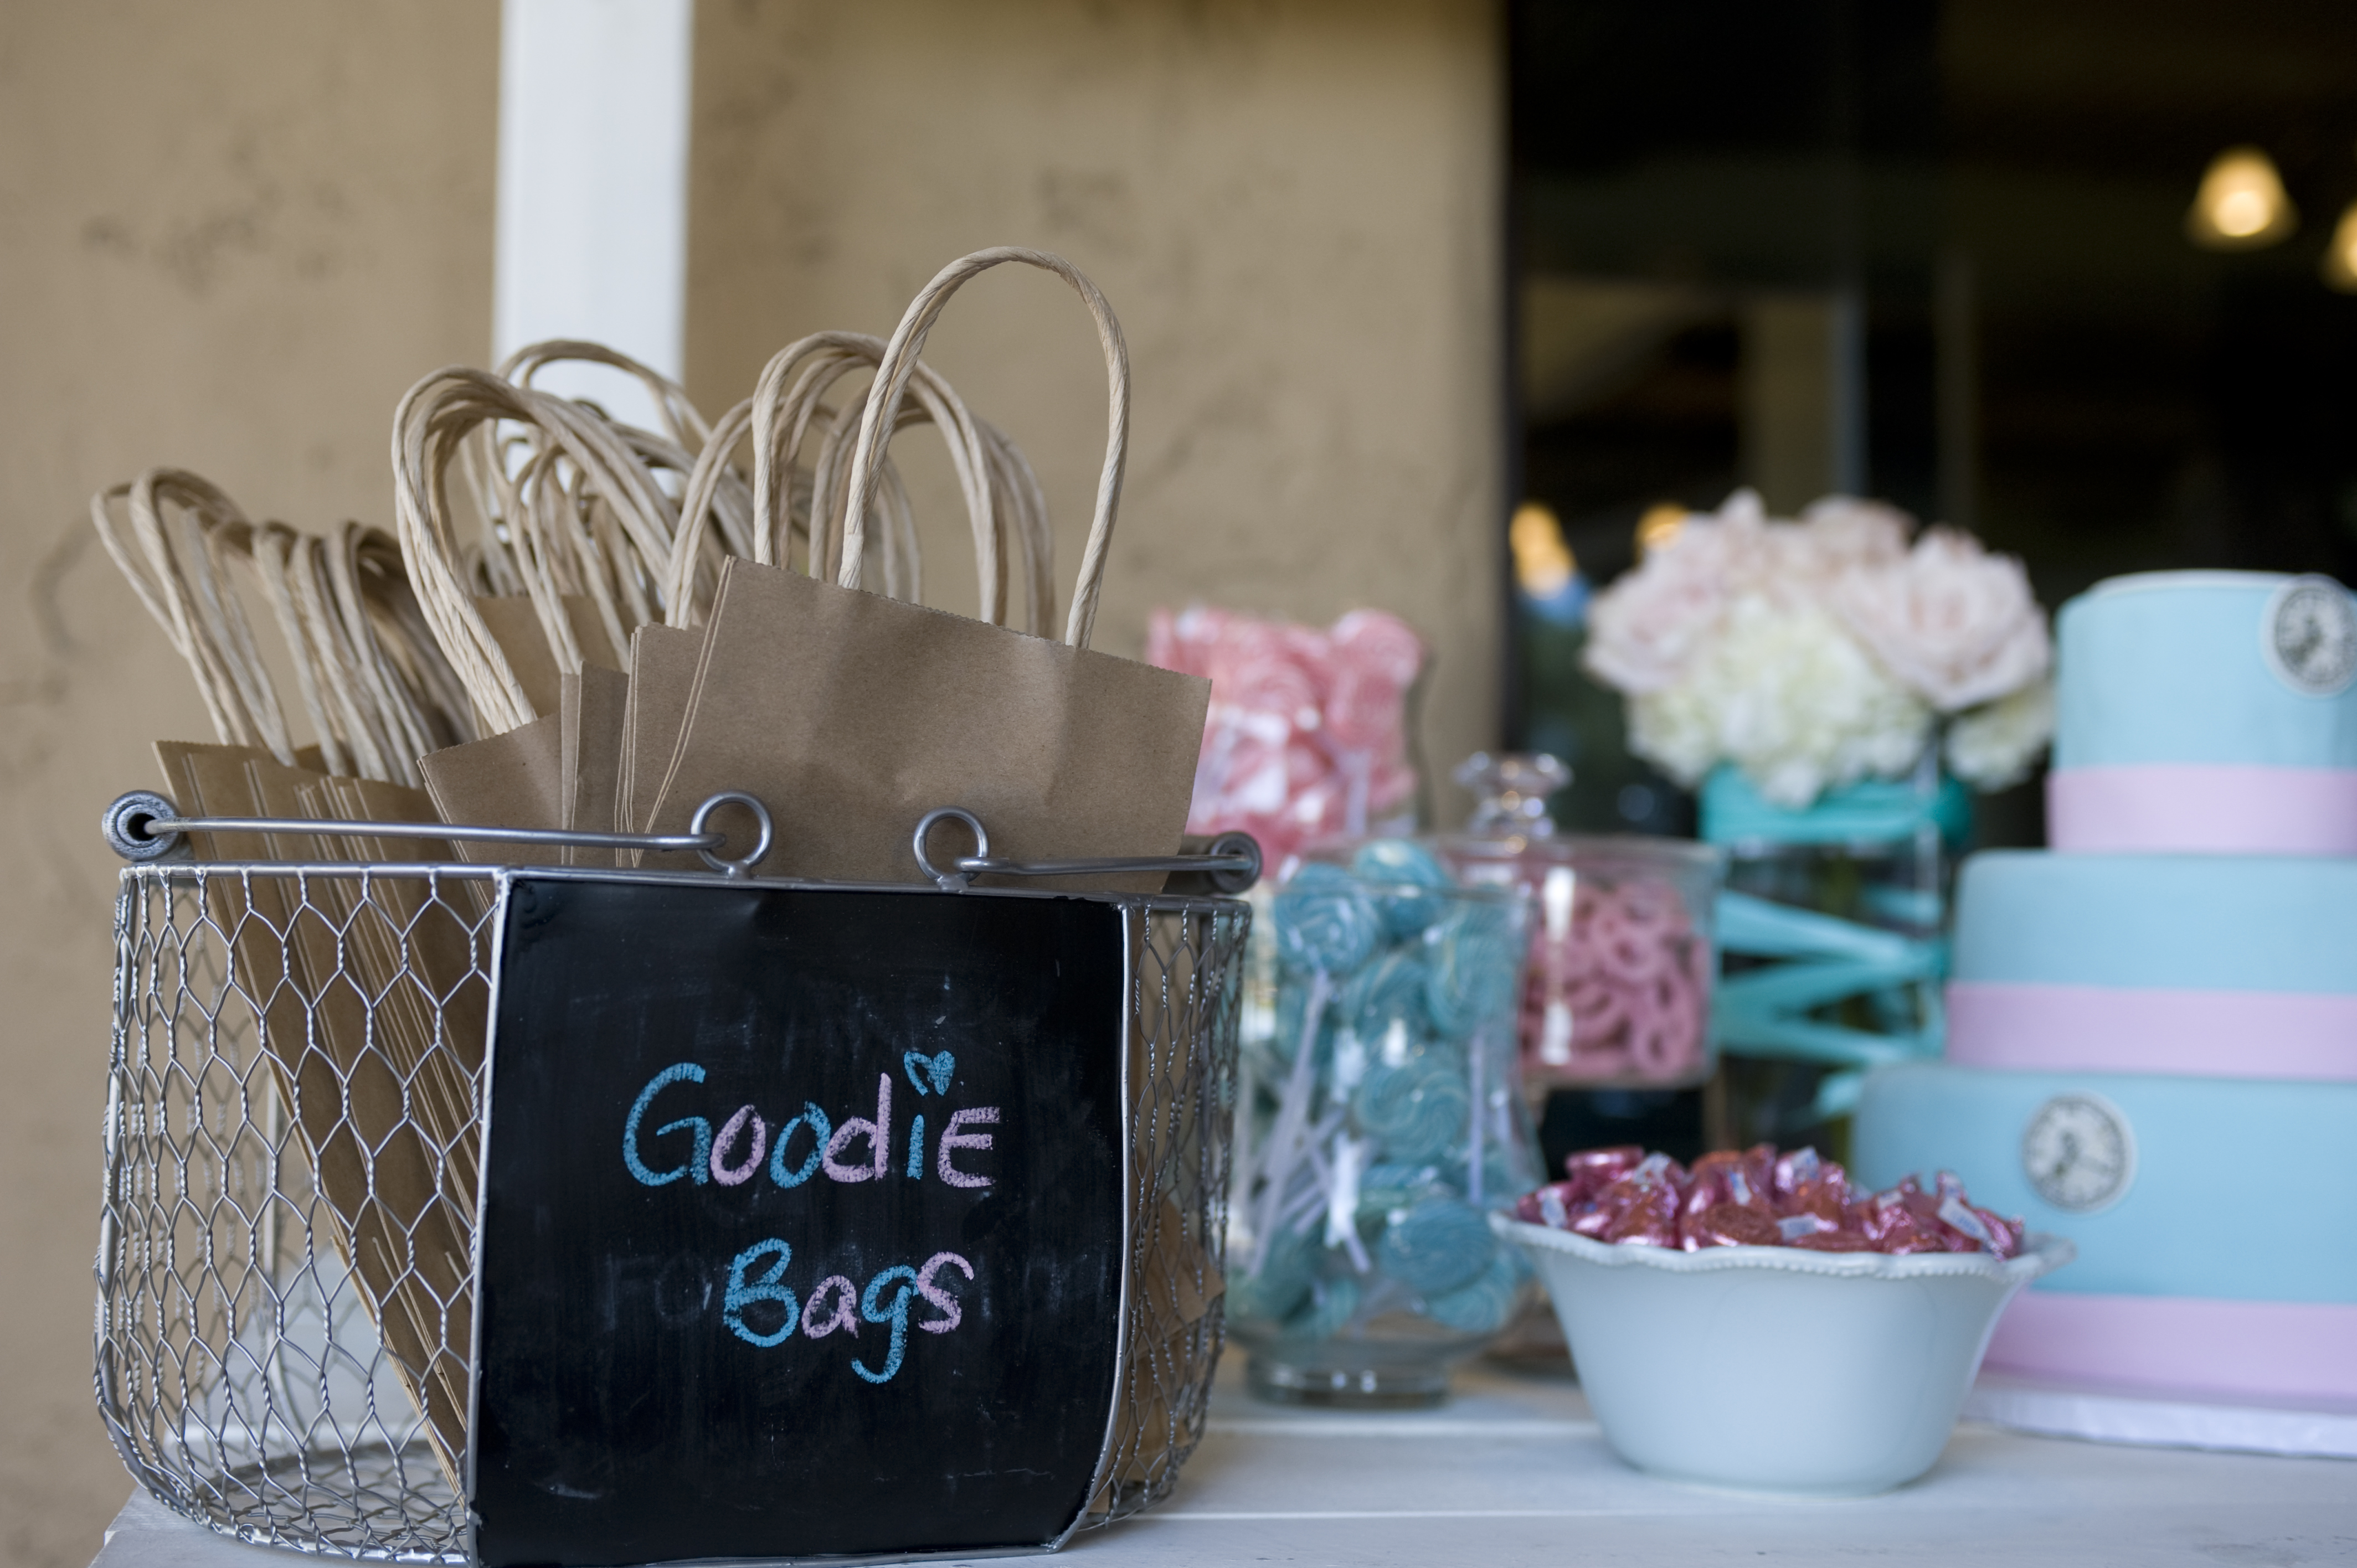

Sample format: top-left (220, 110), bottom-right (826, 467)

top-left (1147, 605), bottom-right (1423, 865)
top-left (1512, 1143), bottom-right (2025, 1258)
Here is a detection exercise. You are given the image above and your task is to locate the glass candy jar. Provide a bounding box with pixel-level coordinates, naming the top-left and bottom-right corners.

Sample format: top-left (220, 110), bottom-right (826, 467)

top-left (1229, 840), bottom-right (1540, 1405)
top-left (1438, 754), bottom-right (1725, 1092)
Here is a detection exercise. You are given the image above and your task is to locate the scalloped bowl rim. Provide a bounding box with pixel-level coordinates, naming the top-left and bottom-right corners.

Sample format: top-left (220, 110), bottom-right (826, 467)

top-left (1493, 1213), bottom-right (2076, 1285)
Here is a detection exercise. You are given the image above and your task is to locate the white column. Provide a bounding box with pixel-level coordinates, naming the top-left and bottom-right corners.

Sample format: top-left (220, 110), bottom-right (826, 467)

top-left (494, 0), bottom-right (694, 428)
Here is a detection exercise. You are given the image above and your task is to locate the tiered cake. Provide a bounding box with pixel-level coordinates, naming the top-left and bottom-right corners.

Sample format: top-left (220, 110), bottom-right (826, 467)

top-left (1855, 571), bottom-right (2357, 1420)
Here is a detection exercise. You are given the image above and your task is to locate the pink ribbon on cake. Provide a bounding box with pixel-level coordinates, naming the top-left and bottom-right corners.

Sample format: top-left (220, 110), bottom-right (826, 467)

top-left (1986, 1291), bottom-right (2357, 1402)
top-left (2048, 765), bottom-right (2357, 854)
top-left (1947, 982), bottom-right (2357, 1081)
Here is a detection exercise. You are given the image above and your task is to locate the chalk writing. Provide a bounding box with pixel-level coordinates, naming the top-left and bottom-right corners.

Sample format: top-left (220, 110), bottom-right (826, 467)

top-left (855, 1267), bottom-right (919, 1383)
top-left (711, 1106), bottom-right (768, 1187)
top-left (769, 1104), bottom-right (830, 1188)
top-left (623, 1062), bottom-right (709, 1186)
top-left (938, 1107), bottom-right (1000, 1189)
top-left (801, 1275), bottom-right (860, 1340)
top-left (623, 1064), bottom-right (1001, 1194)
top-left (904, 1050), bottom-right (955, 1096)
top-left (915, 1252), bottom-right (972, 1333)
top-left (713, 1247), bottom-right (977, 1381)
top-left (824, 1075), bottom-right (892, 1183)
top-left (722, 1240), bottom-right (797, 1348)
top-left (621, 1061), bottom-right (997, 1385)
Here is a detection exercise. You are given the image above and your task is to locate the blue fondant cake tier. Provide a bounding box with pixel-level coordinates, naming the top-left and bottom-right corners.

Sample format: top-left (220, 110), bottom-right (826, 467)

top-left (1952, 850), bottom-right (2357, 996)
top-left (2054, 571), bottom-right (2357, 771)
top-left (1852, 1062), bottom-right (2357, 1304)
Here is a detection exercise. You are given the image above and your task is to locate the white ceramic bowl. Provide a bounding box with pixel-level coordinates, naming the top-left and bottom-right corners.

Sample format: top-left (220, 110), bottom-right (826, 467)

top-left (1495, 1215), bottom-right (2074, 1494)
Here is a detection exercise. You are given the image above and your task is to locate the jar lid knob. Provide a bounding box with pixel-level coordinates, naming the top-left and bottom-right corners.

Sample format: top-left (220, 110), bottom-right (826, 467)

top-left (1454, 751), bottom-right (1568, 837)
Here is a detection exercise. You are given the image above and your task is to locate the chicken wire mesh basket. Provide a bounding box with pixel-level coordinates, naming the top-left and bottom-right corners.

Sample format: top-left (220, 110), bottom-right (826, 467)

top-left (96, 843), bottom-right (1249, 1562)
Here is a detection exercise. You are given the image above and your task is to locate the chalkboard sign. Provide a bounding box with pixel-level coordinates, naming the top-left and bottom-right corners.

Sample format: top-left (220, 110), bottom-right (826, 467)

top-left (470, 876), bottom-right (1128, 1567)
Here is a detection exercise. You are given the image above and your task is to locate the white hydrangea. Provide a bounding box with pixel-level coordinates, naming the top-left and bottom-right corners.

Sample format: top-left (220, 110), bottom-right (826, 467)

top-left (1943, 678), bottom-right (2056, 791)
top-left (1628, 595), bottom-right (1933, 808)
top-left (1582, 487), bottom-right (2050, 807)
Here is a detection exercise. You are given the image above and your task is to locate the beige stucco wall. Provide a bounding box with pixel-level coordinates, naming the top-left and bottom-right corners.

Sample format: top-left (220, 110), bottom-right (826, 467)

top-left (0, 3), bottom-right (1500, 1562)
top-left (0, 7), bottom-right (497, 1564)
top-left (686, 0), bottom-right (1506, 812)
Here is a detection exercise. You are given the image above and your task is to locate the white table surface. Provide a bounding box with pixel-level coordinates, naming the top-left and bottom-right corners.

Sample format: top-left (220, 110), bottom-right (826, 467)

top-left (94, 1358), bottom-right (2357, 1567)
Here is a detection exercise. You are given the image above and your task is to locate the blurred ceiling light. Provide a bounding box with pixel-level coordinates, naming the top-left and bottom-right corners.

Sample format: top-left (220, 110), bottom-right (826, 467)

top-left (2186, 147), bottom-right (2297, 251)
top-left (2324, 202), bottom-right (2357, 293)
top-left (1635, 502), bottom-right (1688, 557)
top-left (1510, 501), bottom-right (1576, 596)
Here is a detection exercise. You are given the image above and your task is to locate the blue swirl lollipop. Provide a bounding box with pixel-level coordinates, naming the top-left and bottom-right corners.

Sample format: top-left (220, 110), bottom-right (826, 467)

top-left (1352, 838), bottom-right (1455, 941)
top-left (1339, 947), bottom-right (1434, 1040)
top-left (1273, 862), bottom-right (1381, 976)
top-left (1375, 1195), bottom-right (1495, 1297)
top-left (1423, 1250), bottom-right (1525, 1335)
top-left (1286, 1273), bottom-right (1363, 1342)
top-left (1233, 1220), bottom-right (1322, 1323)
top-left (1424, 899), bottom-right (1524, 1039)
top-left (1357, 1160), bottom-right (1448, 1216)
top-left (1352, 1052), bottom-right (1469, 1165)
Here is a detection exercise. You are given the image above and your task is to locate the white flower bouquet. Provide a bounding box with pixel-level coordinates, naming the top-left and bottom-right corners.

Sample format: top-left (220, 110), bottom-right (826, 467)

top-left (1582, 489), bottom-right (2054, 810)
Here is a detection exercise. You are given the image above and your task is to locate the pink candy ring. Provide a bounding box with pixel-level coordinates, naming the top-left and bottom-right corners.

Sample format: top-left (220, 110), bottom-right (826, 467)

top-left (1612, 883), bottom-right (1682, 939)
top-left (1556, 927), bottom-right (1599, 984)
top-left (1566, 977), bottom-right (1630, 1045)
top-left (1627, 1012), bottom-right (1680, 1075)
top-left (1599, 922), bottom-right (1669, 984)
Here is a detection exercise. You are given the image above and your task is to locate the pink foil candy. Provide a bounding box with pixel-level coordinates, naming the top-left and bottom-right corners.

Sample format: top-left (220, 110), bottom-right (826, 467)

top-left (1562, 1144), bottom-right (1645, 1200)
top-left (1515, 1143), bottom-right (1648, 1232)
top-left (1519, 1144), bottom-right (2026, 1257)
top-left (1594, 1151), bottom-right (1685, 1247)
top-left (1679, 1146), bottom-right (1774, 1217)
top-left (1792, 1227), bottom-right (1879, 1254)
top-left (1684, 1203), bottom-right (1781, 1249)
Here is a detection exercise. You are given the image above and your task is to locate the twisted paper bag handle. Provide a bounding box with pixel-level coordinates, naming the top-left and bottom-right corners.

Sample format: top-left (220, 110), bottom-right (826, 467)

top-left (839, 246), bottom-right (1129, 650)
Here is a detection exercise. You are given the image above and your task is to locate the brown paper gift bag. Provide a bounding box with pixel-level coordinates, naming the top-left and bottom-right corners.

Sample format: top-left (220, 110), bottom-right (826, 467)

top-left (644, 248), bottom-right (1209, 890)
top-left (147, 742), bottom-right (478, 1491)
top-left (93, 472), bottom-right (475, 786)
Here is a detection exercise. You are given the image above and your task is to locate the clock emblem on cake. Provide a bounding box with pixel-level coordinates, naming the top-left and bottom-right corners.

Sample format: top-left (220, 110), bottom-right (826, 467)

top-left (2262, 576), bottom-right (2357, 697)
top-left (2020, 1092), bottom-right (2136, 1213)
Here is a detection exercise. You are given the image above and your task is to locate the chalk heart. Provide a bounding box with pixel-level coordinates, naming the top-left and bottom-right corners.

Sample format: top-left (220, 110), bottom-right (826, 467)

top-left (903, 1050), bottom-right (954, 1097)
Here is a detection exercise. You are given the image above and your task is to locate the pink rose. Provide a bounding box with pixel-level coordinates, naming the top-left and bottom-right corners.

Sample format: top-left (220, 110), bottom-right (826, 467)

top-left (1583, 514), bottom-right (1744, 693)
top-left (1833, 528), bottom-right (2050, 711)
top-left (1782, 496), bottom-right (1915, 592)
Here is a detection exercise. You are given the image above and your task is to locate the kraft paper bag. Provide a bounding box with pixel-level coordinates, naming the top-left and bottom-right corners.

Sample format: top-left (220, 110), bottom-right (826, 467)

top-left (644, 249), bottom-right (1209, 891)
top-left (472, 594), bottom-right (621, 719)
top-left (616, 622), bottom-right (708, 868)
top-left (414, 590), bottom-right (617, 866)
top-left (416, 715), bottom-right (567, 866)
top-left (559, 665), bottom-right (629, 866)
top-left (243, 759), bottom-right (474, 1487)
top-left (647, 561), bottom-right (1206, 889)
top-left (148, 742), bottom-right (471, 1488)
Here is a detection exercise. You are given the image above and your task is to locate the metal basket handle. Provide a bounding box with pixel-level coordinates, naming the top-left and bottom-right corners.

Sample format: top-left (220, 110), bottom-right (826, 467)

top-left (103, 790), bottom-right (1260, 893)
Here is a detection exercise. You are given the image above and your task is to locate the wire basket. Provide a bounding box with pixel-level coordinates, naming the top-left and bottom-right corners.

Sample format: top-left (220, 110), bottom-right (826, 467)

top-left (96, 821), bottom-right (1250, 1561)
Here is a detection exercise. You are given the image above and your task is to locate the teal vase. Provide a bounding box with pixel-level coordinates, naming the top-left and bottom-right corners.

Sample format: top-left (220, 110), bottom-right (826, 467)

top-left (1701, 764), bottom-right (1969, 1146)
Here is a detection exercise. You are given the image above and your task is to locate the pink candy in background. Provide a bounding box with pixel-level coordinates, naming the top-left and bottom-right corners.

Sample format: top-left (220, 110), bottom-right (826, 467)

top-left (1147, 605), bottom-right (1424, 865)
top-left (1515, 1143), bottom-right (2025, 1258)
top-left (1523, 877), bottom-right (1711, 1085)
